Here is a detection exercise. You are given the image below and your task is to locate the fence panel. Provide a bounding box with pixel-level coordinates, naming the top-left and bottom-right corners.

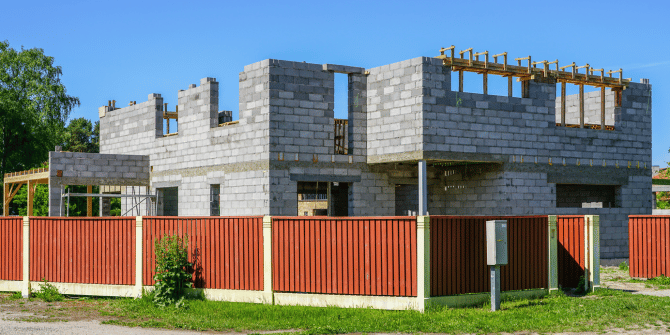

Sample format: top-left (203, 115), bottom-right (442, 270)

top-left (143, 217), bottom-right (263, 290)
top-left (629, 216), bottom-right (670, 278)
top-left (557, 215), bottom-right (584, 288)
top-left (0, 217), bottom-right (22, 281)
top-left (430, 216), bottom-right (548, 296)
top-left (272, 216), bottom-right (416, 297)
top-left (30, 217), bottom-right (135, 285)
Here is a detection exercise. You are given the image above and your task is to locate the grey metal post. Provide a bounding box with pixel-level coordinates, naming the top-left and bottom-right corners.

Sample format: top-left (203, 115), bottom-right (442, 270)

top-left (418, 160), bottom-right (427, 216)
top-left (490, 265), bottom-right (501, 311)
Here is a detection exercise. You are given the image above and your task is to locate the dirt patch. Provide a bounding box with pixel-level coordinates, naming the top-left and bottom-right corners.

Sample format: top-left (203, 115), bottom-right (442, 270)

top-left (0, 293), bottom-right (115, 323)
top-left (600, 266), bottom-right (670, 297)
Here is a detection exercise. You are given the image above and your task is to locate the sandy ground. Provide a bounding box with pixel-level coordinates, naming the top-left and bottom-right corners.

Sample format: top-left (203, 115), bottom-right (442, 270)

top-left (1, 266), bottom-right (669, 334)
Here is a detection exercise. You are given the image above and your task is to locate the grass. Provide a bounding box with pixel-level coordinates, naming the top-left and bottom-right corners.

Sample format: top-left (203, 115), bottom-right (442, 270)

top-left (97, 289), bottom-right (670, 334)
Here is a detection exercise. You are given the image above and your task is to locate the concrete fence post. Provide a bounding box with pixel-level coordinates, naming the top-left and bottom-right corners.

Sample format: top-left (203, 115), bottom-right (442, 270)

top-left (547, 215), bottom-right (558, 293)
top-left (22, 216), bottom-right (30, 298)
top-left (585, 215), bottom-right (600, 291)
top-left (416, 215), bottom-right (430, 312)
top-left (135, 216), bottom-right (143, 298)
top-left (263, 216), bottom-right (274, 304)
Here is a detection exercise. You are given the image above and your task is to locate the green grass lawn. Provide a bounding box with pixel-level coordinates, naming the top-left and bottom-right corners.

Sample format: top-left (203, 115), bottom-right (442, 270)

top-left (98, 289), bottom-right (670, 334)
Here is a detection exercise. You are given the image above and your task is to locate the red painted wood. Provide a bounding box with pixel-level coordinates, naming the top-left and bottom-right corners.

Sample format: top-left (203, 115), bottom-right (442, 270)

top-left (629, 216), bottom-right (670, 278)
top-left (28, 218), bottom-right (134, 285)
top-left (0, 218), bottom-right (21, 281)
top-left (429, 216), bottom-right (548, 296)
top-left (271, 217), bottom-right (416, 297)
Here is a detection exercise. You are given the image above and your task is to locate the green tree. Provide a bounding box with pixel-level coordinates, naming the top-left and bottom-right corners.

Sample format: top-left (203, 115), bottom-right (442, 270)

top-left (0, 40), bottom-right (79, 214)
top-left (62, 117), bottom-right (99, 153)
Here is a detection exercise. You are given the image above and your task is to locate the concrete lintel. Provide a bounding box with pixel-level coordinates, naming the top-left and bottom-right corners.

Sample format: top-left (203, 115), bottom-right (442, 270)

top-left (289, 174), bottom-right (361, 183)
top-left (322, 64), bottom-right (365, 74)
top-left (653, 185), bottom-right (670, 192)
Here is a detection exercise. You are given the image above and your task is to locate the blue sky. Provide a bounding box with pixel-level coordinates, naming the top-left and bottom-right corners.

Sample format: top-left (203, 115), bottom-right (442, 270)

top-left (3, 0), bottom-right (669, 166)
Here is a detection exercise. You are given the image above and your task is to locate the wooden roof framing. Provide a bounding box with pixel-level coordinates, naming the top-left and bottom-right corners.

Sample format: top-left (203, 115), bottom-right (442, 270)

top-left (436, 46), bottom-right (630, 90)
top-left (3, 168), bottom-right (49, 216)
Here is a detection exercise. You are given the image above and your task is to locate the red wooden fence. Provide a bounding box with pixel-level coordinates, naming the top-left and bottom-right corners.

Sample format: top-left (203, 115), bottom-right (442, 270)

top-left (143, 217), bottom-right (263, 290)
top-left (272, 216), bottom-right (417, 297)
top-left (0, 217), bottom-right (22, 281)
top-left (629, 216), bottom-right (670, 278)
top-left (430, 216), bottom-right (548, 296)
top-left (30, 217), bottom-right (135, 285)
top-left (557, 215), bottom-right (584, 288)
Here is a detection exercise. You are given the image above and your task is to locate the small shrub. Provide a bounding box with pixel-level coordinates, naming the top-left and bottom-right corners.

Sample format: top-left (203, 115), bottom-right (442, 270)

top-left (619, 262), bottom-right (629, 271)
top-left (33, 278), bottom-right (63, 302)
top-left (153, 234), bottom-right (193, 307)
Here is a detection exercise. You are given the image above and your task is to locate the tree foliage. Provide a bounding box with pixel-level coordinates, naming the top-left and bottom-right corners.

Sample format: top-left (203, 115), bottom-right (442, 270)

top-left (0, 40), bottom-right (79, 214)
top-left (63, 117), bottom-right (99, 153)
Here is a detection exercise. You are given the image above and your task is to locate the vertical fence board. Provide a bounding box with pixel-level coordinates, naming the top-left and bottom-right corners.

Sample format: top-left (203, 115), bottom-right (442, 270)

top-left (0, 218), bottom-right (22, 281)
top-left (629, 216), bottom-right (670, 279)
top-left (430, 216), bottom-right (549, 296)
top-left (271, 217), bottom-right (415, 297)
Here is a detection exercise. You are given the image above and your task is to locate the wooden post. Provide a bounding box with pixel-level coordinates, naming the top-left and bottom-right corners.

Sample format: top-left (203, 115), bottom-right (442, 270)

top-left (579, 84), bottom-right (585, 128)
top-left (459, 70), bottom-right (463, 92)
top-left (508, 76), bottom-right (513, 97)
top-left (3, 183), bottom-right (8, 216)
top-left (27, 180), bottom-right (35, 216)
top-left (483, 72), bottom-right (488, 95)
top-left (561, 82), bottom-right (567, 127)
top-left (87, 185), bottom-right (93, 217)
top-left (601, 87), bottom-right (606, 130)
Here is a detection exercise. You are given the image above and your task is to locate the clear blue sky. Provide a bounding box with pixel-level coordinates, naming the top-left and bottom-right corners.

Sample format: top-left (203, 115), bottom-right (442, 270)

top-left (3, 0), bottom-right (669, 166)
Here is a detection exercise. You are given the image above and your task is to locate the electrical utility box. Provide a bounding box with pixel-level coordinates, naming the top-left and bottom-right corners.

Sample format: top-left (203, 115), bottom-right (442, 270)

top-left (486, 220), bottom-right (508, 265)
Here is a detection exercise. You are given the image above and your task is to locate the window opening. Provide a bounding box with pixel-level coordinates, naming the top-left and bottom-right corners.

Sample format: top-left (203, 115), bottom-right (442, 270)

top-left (297, 181), bottom-right (349, 216)
top-left (334, 73), bottom-right (349, 154)
top-left (210, 185), bottom-right (220, 216)
top-left (556, 184), bottom-right (619, 208)
top-left (163, 103), bottom-right (178, 136)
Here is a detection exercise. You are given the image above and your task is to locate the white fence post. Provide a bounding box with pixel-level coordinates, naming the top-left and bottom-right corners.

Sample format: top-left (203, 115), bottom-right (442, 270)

top-left (547, 215), bottom-right (558, 292)
top-left (416, 215), bottom-right (430, 312)
top-left (22, 216), bottom-right (30, 298)
top-left (135, 216), bottom-right (143, 298)
top-left (263, 216), bottom-right (273, 304)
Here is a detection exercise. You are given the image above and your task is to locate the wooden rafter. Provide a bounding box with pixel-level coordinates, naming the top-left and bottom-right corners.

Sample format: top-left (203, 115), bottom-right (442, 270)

top-left (437, 46), bottom-right (630, 89)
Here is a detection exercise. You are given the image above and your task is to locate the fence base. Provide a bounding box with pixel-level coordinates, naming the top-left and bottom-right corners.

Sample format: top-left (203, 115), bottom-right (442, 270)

top-left (428, 288), bottom-right (547, 308)
top-left (274, 292), bottom-right (420, 310)
top-left (0, 280), bottom-right (22, 293)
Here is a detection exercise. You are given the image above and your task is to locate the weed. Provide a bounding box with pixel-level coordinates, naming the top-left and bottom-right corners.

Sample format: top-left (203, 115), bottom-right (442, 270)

top-left (153, 234), bottom-right (193, 308)
top-left (9, 291), bottom-right (22, 300)
top-left (33, 278), bottom-right (64, 302)
top-left (619, 262), bottom-right (629, 271)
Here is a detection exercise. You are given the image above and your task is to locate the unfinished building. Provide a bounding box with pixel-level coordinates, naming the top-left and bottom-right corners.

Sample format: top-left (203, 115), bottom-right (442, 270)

top-left (92, 46), bottom-right (652, 260)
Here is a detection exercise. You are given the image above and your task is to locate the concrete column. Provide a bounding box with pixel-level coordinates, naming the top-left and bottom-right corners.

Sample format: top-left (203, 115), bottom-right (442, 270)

top-left (585, 215), bottom-right (600, 291)
top-left (418, 160), bottom-right (427, 216)
top-left (416, 215), bottom-right (430, 312)
top-left (547, 215), bottom-right (558, 292)
top-left (262, 216), bottom-right (274, 303)
top-left (22, 216), bottom-right (30, 298)
top-left (135, 216), bottom-right (143, 298)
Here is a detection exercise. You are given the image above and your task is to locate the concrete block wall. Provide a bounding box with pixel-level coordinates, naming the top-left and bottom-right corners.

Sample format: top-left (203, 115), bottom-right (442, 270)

top-left (101, 65), bottom-right (272, 216)
top-left (366, 57), bottom-right (428, 160)
top-left (556, 88), bottom-right (616, 126)
top-left (48, 151), bottom-right (150, 216)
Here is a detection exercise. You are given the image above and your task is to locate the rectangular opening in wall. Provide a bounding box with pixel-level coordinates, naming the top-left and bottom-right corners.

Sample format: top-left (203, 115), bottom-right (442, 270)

top-left (556, 184), bottom-right (619, 208)
top-left (334, 73), bottom-right (349, 155)
top-left (210, 184), bottom-right (220, 216)
top-left (297, 181), bottom-right (328, 216)
top-left (297, 181), bottom-right (349, 216)
top-left (157, 187), bottom-right (178, 216)
top-left (395, 184), bottom-right (418, 216)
